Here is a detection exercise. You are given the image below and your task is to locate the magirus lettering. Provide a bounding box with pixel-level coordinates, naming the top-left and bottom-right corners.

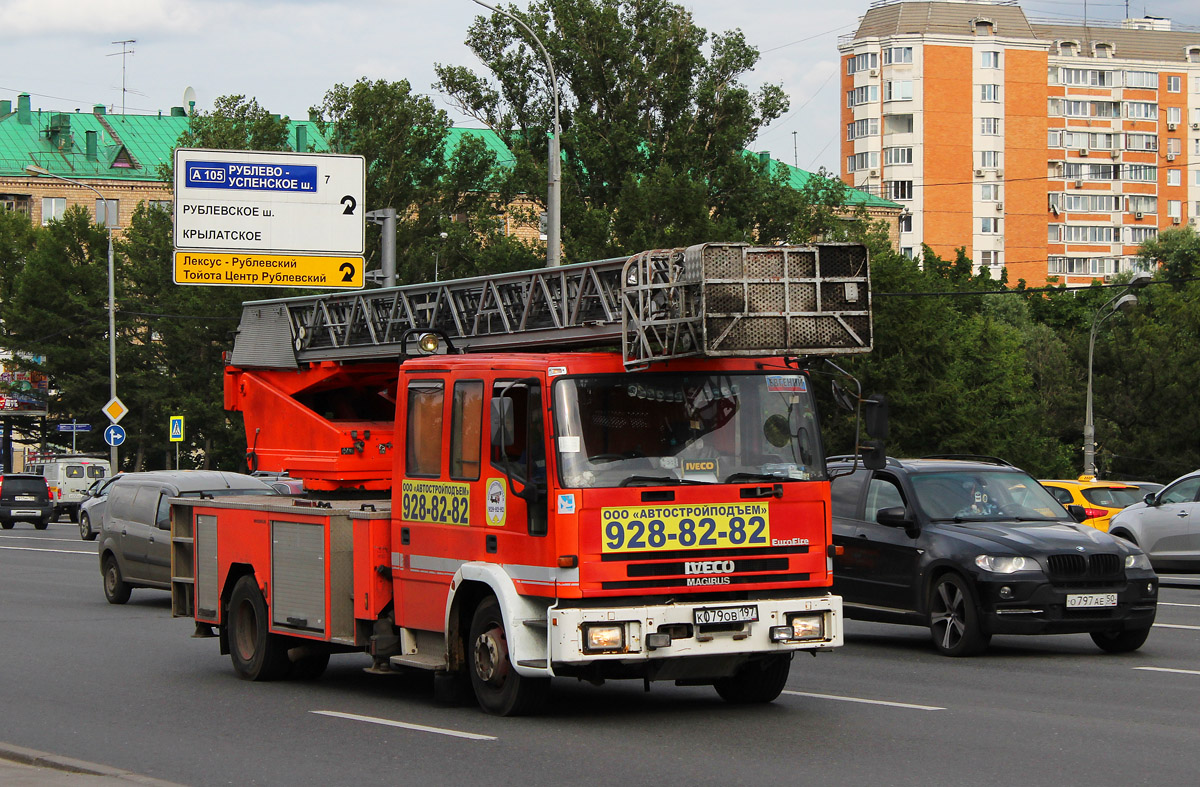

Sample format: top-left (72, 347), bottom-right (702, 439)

top-left (684, 560), bottom-right (735, 575)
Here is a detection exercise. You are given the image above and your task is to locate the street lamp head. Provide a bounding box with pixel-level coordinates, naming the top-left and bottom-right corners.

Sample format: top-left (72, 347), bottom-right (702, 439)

top-left (25, 164), bottom-right (49, 176)
top-left (1127, 271), bottom-right (1153, 289)
top-left (1112, 293), bottom-right (1138, 313)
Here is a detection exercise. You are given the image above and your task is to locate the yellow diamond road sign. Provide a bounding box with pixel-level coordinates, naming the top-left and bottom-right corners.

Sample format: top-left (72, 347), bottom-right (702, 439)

top-left (103, 397), bottom-right (128, 424)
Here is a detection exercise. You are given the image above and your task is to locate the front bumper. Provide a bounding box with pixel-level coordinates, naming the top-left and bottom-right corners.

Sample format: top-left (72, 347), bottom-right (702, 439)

top-left (547, 594), bottom-right (842, 672)
top-left (978, 573), bottom-right (1158, 635)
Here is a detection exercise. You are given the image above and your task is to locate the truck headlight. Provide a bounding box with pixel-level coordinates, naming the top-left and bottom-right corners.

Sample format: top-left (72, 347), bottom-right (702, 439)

top-left (774, 613), bottom-right (824, 642)
top-left (583, 624), bottom-right (626, 653)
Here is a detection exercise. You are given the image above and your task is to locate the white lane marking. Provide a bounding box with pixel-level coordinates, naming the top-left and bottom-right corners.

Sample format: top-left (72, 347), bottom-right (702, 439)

top-left (1158, 602), bottom-right (1200, 609)
top-left (1134, 667), bottom-right (1200, 676)
top-left (0, 536), bottom-right (90, 545)
top-left (0, 545), bottom-right (95, 556)
top-left (783, 690), bottom-right (945, 711)
top-left (1153, 623), bottom-right (1200, 631)
top-left (311, 710), bottom-right (496, 740)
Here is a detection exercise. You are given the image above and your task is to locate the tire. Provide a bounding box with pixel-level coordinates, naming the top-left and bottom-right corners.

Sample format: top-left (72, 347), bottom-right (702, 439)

top-left (928, 573), bottom-right (990, 656)
top-left (1091, 626), bottom-right (1152, 654)
top-left (34, 518), bottom-right (49, 530)
top-left (69, 508), bottom-right (79, 524)
top-left (227, 575), bottom-right (290, 681)
top-left (714, 654), bottom-right (792, 704)
top-left (0, 521), bottom-right (13, 530)
top-left (79, 513), bottom-right (97, 541)
top-left (288, 649), bottom-right (331, 680)
top-left (467, 597), bottom-right (549, 716)
top-left (103, 555), bottom-right (131, 604)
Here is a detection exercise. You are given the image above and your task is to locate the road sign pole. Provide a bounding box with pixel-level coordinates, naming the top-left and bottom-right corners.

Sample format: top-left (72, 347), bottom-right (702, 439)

top-left (71, 419), bottom-right (76, 453)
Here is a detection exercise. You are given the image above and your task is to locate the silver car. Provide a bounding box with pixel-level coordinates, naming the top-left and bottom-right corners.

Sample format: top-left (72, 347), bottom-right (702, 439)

top-left (1109, 470), bottom-right (1200, 572)
top-left (99, 470), bottom-right (276, 604)
top-left (79, 474), bottom-right (122, 541)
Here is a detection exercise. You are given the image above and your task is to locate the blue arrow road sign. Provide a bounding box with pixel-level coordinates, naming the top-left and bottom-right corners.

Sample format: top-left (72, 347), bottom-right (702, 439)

top-left (103, 424), bottom-right (127, 447)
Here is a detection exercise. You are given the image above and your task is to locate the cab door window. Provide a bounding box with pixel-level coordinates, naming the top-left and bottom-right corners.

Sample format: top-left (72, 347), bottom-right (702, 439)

top-left (406, 381), bottom-right (445, 478)
top-left (866, 476), bottom-right (906, 523)
top-left (450, 381), bottom-right (484, 481)
top-left (491, 379), bottom-right (547, 536)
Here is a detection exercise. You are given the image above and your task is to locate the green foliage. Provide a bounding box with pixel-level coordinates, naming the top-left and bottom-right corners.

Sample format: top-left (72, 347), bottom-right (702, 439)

top-left (435, 0), bottom-right (854, 261)
top-left (1139, 225), bottom-right (1200, 283)
top-left (157, 95), bottom-right (292, 181)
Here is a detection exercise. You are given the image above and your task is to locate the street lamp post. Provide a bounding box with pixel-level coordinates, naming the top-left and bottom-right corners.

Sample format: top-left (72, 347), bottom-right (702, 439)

top-left (25, 165), bottom-right (119, 471)
top-left (1082, 271), bottom-right (1152, 478)
top-left (469, 0), bottom-right (561, 267)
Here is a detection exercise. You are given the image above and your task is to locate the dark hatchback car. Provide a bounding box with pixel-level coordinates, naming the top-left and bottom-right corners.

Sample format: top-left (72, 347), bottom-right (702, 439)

top-left (829, 457), bottom-right (1159, 656)
top-left (0, 473), bottom-right (55, 530)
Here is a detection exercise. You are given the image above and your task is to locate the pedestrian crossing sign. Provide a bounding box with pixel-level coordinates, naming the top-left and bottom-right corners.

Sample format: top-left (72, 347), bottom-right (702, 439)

top-left (170, 415), bottom-right (184, 442)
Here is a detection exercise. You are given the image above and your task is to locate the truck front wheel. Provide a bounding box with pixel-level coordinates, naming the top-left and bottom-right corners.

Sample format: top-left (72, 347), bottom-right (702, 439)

top-left (713, 654), bottom-right (792, 703)
top-left (228, 575), bottom-right (289, 681)
top-left (467, 597), bottom-right (549, 716)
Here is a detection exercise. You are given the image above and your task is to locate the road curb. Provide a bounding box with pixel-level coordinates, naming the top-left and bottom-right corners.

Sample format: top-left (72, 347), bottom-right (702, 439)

top-left (0, 742), bottom-right (184, 786)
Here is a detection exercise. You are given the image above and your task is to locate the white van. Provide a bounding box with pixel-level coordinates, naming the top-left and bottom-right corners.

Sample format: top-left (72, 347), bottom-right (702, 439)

top-left (24, 454), bottom-right (111, 522)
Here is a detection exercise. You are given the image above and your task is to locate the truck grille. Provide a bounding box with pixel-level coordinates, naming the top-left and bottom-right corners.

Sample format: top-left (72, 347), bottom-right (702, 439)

top-left (1046, 553), bottom-right (1123, 586)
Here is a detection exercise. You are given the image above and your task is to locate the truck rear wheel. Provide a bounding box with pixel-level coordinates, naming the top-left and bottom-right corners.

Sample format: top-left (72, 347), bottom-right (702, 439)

top-left (228, 575), bottom-right (289, 681)
top-left (468, 597), bottom-right (549, 716)
top-left (713, 654), bottom-right (792, 703)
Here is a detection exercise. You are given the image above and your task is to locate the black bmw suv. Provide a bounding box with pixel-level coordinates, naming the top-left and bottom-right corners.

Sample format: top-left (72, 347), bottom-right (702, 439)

top-left (0, 473), bottom-right (55, 530)
top-left (829, 456), bottom-right (1158, 656)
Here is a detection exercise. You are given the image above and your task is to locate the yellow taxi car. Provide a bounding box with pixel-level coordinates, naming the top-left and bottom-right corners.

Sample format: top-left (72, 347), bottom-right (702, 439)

top-left (1039, 477), bottom-right (1142, 532)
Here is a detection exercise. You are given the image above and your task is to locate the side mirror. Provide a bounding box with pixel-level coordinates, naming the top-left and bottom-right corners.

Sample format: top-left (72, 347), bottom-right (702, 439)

top-left (862, 439), bottom-right (886, 471)
top-left (864, 394), bottom-right (888, 440)
top-left (490, 397), bottom-right (515, 449)
top-left (1066, 504), bottom-right (1089, 523)
top-left (876, 506), bottom-right (909, 527)
top-left (1143, 493), bottom-right (1157, 506)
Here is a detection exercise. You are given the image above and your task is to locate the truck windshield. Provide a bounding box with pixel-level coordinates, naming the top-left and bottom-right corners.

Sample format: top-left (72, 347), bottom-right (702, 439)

top-left (552, 371), bottom-right (824, 488)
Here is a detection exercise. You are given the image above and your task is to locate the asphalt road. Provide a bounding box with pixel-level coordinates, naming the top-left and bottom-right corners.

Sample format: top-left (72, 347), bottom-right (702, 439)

top-left (3, 520), bottom-right (1200, 786)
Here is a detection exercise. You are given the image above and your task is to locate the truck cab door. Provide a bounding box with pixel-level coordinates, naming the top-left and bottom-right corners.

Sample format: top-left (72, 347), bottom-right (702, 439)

top-left (491, 379), bottom-right (548, 537)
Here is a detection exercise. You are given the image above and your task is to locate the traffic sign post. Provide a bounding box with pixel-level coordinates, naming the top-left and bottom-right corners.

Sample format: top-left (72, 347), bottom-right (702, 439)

top-left (173, 149), bottom-right (366, 290)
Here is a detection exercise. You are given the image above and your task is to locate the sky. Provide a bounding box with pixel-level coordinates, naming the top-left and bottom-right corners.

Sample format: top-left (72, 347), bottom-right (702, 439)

top-left (3, 0), bottom-right (1199, 175)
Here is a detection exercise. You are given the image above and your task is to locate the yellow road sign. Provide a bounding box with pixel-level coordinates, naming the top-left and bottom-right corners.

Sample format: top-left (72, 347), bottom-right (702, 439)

top-left (103, 397), bottom-right (128, 424)
top-left (173, 251), bottom-right (364, 289)
top-left (170, 415), bottom-right (185, 442)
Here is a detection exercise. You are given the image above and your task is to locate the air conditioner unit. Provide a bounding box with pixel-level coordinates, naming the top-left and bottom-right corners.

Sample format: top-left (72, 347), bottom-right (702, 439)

top-left (1074, 179), bottom-right (1084, 188)
top-left (869, 68), bottom-right (879, 77)
top-left (974, 168), bottom-right (984, 176)
top-left (868, 169), bottom-right (878, 177)
top-left (1079, 148), bottom-right (1089, 156)
top-left (1110, 150), bottom-right (1121, 159)
top-left (1167, 122), bottom-right (1177, 131)
top-left (995, 169), bottom-right (1004, 178)
top-left (1192, 123), bottom-right (1200, 130)
top-left (1167, 153), bottom-right (1177, 161)
top-left (1172, 217), bottom-right (1182, 224)
top-left (995, 202), bottom-right (1004, 211)
top-left (1135, 211), bottom-right (1144, 219)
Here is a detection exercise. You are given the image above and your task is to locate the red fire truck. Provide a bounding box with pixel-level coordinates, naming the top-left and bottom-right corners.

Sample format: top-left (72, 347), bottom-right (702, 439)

top-left (171, 242), bottom-right (877, 715)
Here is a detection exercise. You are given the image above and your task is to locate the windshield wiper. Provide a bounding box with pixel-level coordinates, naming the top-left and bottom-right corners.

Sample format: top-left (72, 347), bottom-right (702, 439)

top-left (618, 475), bottom-right (712, 488)
top-left (725, 472), bottom-right (793, 484)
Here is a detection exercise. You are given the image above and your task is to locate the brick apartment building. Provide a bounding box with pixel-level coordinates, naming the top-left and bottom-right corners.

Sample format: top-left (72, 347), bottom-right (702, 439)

top-left (839, 0), bottom-right (1200, 286)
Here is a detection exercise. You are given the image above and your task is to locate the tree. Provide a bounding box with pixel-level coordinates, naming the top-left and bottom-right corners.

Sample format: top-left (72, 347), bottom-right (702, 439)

top-left (1139, 225), bottom-right (1200, 283)
top-left (436, 0), bottom-right (834, 262)
top-left (313, 78), bottom-right (540, 281)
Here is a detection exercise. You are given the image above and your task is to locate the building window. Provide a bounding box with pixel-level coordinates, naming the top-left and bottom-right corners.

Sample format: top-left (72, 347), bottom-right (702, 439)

top-left (1048, 224), bottom-right (1061, 242)
top-left (95, 199), bottom-right (118, 228)
top-left (981, 51), bottom-right (1001, 68)
top-left (147, 200), bottom-right (172, 213)
top-left (981, 183), bottom-right (1001, 201)
top-left (846, 151), bottom-right (878, 172)
top-left (1167, 170), bottom-right (1181, 187)
top-left (980, 217), bottom-right (1000, 234)
top-left (1124, 164), bottom-right (1157, 182)
top-left (1167, 200), bottom-right (1181, 219)
top-left (884, 114), bottom-right (914, 134)
top-left (1167, 138), bottom-right (1182, 156)
top-left (980, 117), bottom-right (1001, 135)
top-left (979, 250), bottom-right (1000, 267)
top-left (1125, 102), bottom-right (1157, 119)
top-left (980, 84), bottom-right (1000, 102)
top-left (883, 47), bottom-right (912, 65)
top-left (884, 146), bottom-right (913, 165)
top-left (41, 197), bottom-right (66, 224)
top-left (980, 150), bottom-right (1001, 169)
top-left (1060, 68), bottom-right (1114, 86)
top-left (1167, 106), bottom-right (1182, 125)
top-left (846, 85), bottom-right (878, 107)
top-left (884, 80), bottom-right (912, 101)
top-left (846, 118), bottom-right (880, 140)
top-left (1125, 70), bottom-right (1158, 88)
top-left (1062, 225), bottom-right (1118, 243)
top-left (1059, 42), bottom-right (1077, 57)
top-left (886, 180), bottom-right (913, 201)
top-left (1094, 43), bottom-right (1113, 58)
top-left (847, 52), bottom-right (878, 74)
top-left (899, 214), bottom-right (913, 233)
top-left (1124, 133), bottom-right (1158, 152)
top-left (1128, 195), bottom-right (1157, 213)
top-left (901, 246), bottom-right (915, 259)
top-left (1128, 226), bottom-right (1158, 243)
top-left (1167, 75), bottom-right (1182, 92)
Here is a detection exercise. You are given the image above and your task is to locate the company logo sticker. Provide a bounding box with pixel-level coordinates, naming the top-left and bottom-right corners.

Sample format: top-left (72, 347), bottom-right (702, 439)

top-left (485, 478), bottom-right (507, 527)
top-left (558, 493), bottom-right (577, 515)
